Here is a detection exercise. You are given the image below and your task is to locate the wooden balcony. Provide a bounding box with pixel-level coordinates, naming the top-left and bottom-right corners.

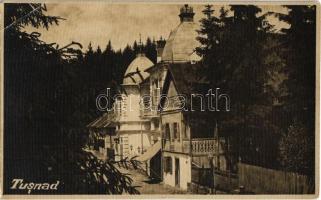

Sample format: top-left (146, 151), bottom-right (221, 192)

top-left (163, 138), bottom-right (223, 156)
top-left (140, 105), bottom-right (159, 118)
top-left (190, 138), bottom-right (221, 156)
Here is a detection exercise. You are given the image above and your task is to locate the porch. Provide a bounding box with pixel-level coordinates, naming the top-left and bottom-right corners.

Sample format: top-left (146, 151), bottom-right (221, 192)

top-left (87, 112), bottom-right (118, 160)
top-left (139, 105), bottom-right (159, 118)
top-left (163, 138), bottom-right (223, 156)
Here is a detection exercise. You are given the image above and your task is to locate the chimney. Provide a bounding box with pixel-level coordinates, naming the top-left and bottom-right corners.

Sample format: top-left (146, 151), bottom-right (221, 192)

top-left (156, 37), bottom-right (166, 63)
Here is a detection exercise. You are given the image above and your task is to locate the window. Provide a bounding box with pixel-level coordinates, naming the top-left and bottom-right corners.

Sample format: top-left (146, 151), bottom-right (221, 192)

top-left (116, 99), bottom-right (122, 116)
top-left (153, 88), bottom-right (160, 105)
top-left (173, 122), bottom-right (180, 141)
top-left (183, 124), bottom-right (188, 139)
top-left (144, 122), bottom-right (151, 131)
top-left (165, 123), bottom-right (170, 140)
top-left (163, 156), bottom-right (172, 174)
top-left (143, 96), bottom-right (150, 108)
top-left (171, 124), bottom-right (174, 142)
top-left (154, 120), bottom-right (159, 129)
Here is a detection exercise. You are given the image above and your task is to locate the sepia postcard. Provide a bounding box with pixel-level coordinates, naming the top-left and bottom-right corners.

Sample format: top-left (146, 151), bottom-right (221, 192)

top-left (0, 1), bottom-right (320, 198)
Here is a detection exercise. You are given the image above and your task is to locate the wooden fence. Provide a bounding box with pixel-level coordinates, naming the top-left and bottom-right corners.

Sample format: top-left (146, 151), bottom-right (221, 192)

top-left (238, 163), bottom-right (314, 194)
top-left (191, 166), bottom-right (213, 187)
top-left (191, 166), bottom-right (238, 192)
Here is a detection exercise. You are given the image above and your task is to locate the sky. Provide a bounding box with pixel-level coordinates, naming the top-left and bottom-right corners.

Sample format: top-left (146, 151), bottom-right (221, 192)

top-left (24, 4), bottom-right (289, 52)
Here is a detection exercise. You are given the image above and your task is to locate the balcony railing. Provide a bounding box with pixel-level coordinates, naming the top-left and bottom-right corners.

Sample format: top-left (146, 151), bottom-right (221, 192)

top-left (140, 105), bottom-right (159, 118)
top-left (163, 138), bottom-right (223, 156)
top-left (191, 138), bottom-right (219, 155)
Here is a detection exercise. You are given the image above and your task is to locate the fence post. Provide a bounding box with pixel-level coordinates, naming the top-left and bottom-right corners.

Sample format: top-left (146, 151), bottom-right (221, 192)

top-left (295, 172), bottom-right (297, 194)
top-left (209, 157), bottom-right (214, 194)
top-left (198, 165), bottom-right (202, 184)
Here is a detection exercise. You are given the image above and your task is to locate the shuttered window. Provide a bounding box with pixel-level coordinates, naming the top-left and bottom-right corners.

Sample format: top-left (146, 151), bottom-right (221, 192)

top-left (163, 156), bottom-right (172, 174)
top-left (173, 122), bottom-right (180, 141)
top-left (165, 123), bottom-right (170, 140)
top-left (171, 124), bottom-right (174, 142)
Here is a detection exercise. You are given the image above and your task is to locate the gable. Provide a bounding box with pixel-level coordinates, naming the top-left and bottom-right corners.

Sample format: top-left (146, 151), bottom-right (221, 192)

top-left (160, 68), bottom-right (186, 112)
top-left (162, 79), bottom-right (182, 111)
top-left (167, 80), bottom-right (178, 97)
top-left (159, 63), bottom-right (217, 114)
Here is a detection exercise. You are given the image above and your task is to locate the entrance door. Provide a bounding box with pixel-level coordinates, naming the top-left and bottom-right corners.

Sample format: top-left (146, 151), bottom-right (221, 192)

top-left (150, 151), bottom-right (162, 181)
top-left (119, 136), bottom-right (129, 160)
top-left (175, 158), bottom-right (180, 187)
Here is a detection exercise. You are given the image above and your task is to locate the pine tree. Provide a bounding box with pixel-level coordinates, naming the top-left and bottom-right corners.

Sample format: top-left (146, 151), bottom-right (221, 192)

top-left (85, 42), bottom-right (94, 62)
top-left (132, 40), bottom-right (139, 54)
top-left (197, 5), bottom-right (285, 169)
top-left (104, 40), bottom-right (113, 55)
top-left (278, 6), bottom-right (316, 131)
top-left (276, 5), bottom-right (316, 179)
top-left (144, 37), bottom-right (157, 63)
top-left (4, 3), bottom-right (139, 194)
top-left (196, 5), bottom-right (219, 56)
top-left (96, 45), bottom-right (102, 54)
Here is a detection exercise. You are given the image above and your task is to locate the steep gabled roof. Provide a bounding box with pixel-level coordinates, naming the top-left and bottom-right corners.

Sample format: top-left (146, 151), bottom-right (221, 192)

top-left (160, 62), bottom-right (210, 112)
top-left (160, 63), bottom-right (216, 132)
top-left (168, 63), bottom-right (208, 94)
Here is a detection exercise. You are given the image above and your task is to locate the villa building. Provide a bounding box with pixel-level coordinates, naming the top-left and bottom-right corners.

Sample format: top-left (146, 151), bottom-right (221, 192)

top-left (87, 4), bottom-right (229, 189)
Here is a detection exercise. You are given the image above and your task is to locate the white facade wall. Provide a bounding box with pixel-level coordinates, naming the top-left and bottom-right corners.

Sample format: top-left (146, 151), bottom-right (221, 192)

top-left (114, 84), bottom-right (156, 158)
top-left (163, 152), bottom-right (191, 190)
top-left (118, 86), bottom-right (142, 122)
top-left (117, 122), bottom-right (153, 157)
top-left (119, 121), bottom-right (149, 131)
top-left (149, 67), bottom-right (168, 106)
top-left (128, 133), bottom-right (152, 155)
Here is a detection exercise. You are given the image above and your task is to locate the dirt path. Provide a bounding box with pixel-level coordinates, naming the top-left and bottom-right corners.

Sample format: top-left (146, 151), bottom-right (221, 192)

top-left (118, 167), bottom-right (188, 194)
top-left (88, 149), bottom-right (188, 194)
